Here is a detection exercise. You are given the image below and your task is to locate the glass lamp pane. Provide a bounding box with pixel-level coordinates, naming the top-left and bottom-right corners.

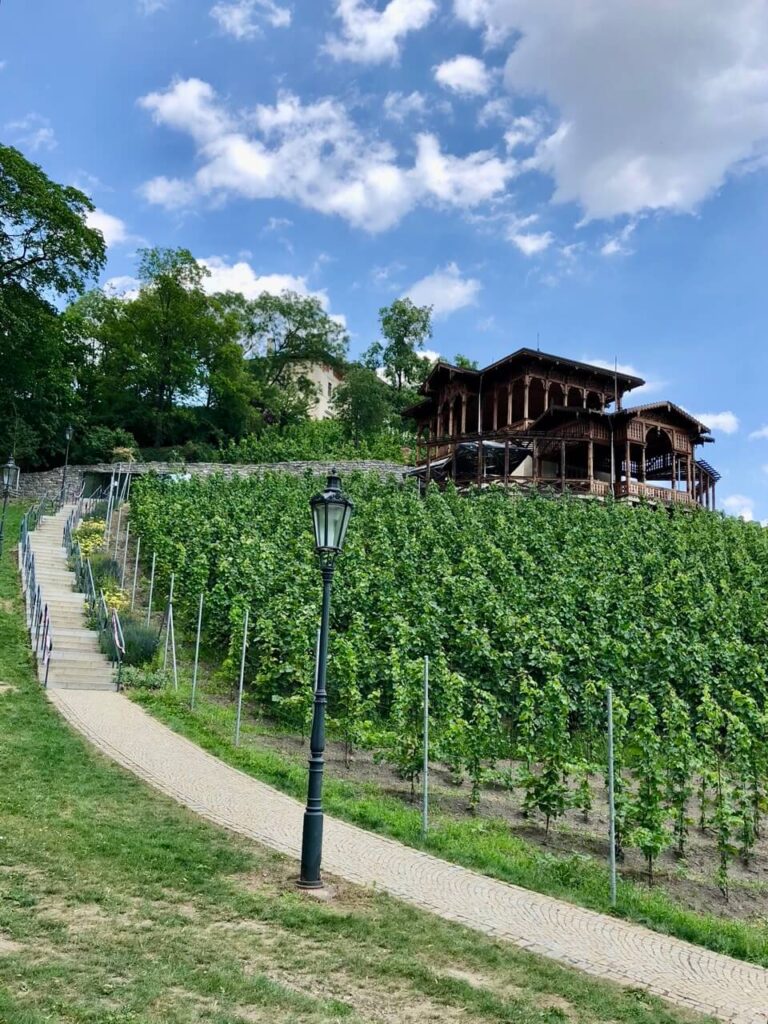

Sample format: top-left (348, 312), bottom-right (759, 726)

top-left (312, 502), bottom-right (327, 549)
top-left (325, 502), bottom-right (345, 550)
top-left (336, 503), bottom-right (352, 550)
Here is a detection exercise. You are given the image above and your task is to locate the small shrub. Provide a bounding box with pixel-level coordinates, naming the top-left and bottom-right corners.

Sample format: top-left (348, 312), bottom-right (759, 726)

top-left (120, 665), bottom-right (171, 690)
top-left (121, 618), bottom-right (160, 666)
top-left (83, 500), bottom-right (109, 521)
top-left (74, 426), bottom-right (138, 464)
top-left (90, 553), bottom-right (121, 590)
top-left (73, 519), bottom-right (106, 557)
top-left (101, 583), bottom-right (129, 614)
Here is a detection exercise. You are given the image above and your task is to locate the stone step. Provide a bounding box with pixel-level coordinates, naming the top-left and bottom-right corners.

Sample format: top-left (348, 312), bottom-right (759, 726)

top-left (52, 647), bottom-right (105, 661)
top-left (47, 667), bottom-right (116, 685)
top-left (46, 679), bottom-right (117, 692)
top-left (54, 627), bottom-right (101, 640)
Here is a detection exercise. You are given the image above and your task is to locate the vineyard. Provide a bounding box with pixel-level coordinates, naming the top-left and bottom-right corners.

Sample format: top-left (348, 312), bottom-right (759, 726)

top-left (130, 472), bottom-right (768, 893)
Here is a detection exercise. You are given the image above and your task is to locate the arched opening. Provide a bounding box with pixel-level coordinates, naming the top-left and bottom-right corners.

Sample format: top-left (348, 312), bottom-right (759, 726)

top-left (481, 388), bottom-right (495, 433)
top-left (644, 426), bottom-right (674, 488)
top-left (440, 402), bottom-right (450, 438)
top-left (465, 393), bottom-right (479, 434)
top-left (529, 378), bottom-right (546, 420)
top-left (586, 390), bottom-right (602, 410)
top-left (497, 385), bottom-right (509, 428)
top-left (567, 386), bottom-right (583, 408)
top-left (511, 379), bottom-right (525, 422)
top-left (451, 394), bottom-right (462, 436)
top-left (549, 382), bottom-right (565, 408)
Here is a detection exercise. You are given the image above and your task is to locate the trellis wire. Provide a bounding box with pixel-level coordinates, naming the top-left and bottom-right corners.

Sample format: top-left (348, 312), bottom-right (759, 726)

top-left (146, 551), bottom-right (156, 627)
top-left (234, 608), bottom-right (249, 747)
top-left (422, 655), bottom-right (429, 840)
top-left (130, 536), bottom-right (141, 610)
top-left (607, 685), bottom-right (617, 908)
top-left (191, 592), bottom-right (204, 710)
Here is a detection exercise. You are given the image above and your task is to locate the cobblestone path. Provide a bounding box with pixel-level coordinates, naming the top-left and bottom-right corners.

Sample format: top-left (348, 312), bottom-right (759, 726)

top-left (49, 688), bottom-right (768, 1024)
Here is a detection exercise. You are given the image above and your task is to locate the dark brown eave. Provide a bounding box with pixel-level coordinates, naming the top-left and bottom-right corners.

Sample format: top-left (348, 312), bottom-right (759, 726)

top-left (616, 401), bottom-right (712, 435)
top-left (418, 349), bottom-right (645, 397)
top-left (401, 397), bottom-right (434, 419)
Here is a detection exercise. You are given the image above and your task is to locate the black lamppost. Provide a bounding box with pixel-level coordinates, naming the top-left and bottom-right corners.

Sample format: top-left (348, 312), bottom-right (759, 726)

top-left (0, 456), bottom-right (20, 558)
top-left (298, 469), bottom-right (353, 889)
top-left (60, 424), bottom-right (74, 504)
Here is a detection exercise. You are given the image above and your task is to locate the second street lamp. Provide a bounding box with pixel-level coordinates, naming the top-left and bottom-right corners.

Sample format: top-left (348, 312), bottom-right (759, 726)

top-left (60, 424), bottom-right (74, 505)
top-left (0, 456), bottom-right (20, 558)
top-left (298, 469), bottom-right (353, 888)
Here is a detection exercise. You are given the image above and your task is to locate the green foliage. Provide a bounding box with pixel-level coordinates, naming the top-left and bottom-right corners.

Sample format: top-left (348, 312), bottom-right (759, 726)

top-left (119, 665), bottom-right (173, 689)
top-left (73, 425), bottom-right (138, 464)
top-left (218, 418), bottom-right (414, 464)
top-left (332, 364), bottom-right (395, 442)
top-left (364, 297), bottom-right (433, 393)
top-left (627, 693), bottom-right (668, 883)
top-left (130, 474), bottom-right (768, 886)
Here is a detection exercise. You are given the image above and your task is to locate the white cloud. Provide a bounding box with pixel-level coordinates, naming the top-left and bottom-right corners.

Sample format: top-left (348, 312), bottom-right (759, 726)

top-left (504, 114), bottom-right (544, 152)
top-left (383, 91), bottom-right (428, 122)
top-left (139, 80), bottom-right (517, 232)
top-left (749, 426), bottom-right (768, 440)
top-left (325, 0), bottom-right (436, 64)
top-left (210, 0), bottom-right (290, 38)
top-left (722, 494), bottom-right (754, 522)
top-left (104, 275), bottom-right (141, 300)
top-left (692, 411), bottom-right (739, 434)
top-left (434, 55), bottom-right (492, 96)
top-left (198, 256), bottom-right (345, 325)
top-left (509, 230), bottom-right (552, 255)
top-left (455, 0), bottom-right (768, 219)
top-left (138, 0), bottom-right (168, 12)
top-left (5, 113), bottom-right (56, 152)
top-left (406, 262), bottom-right (481, 317)
top-left (86, 208), bottom-right (129, 248)
top-left (600, 220), bottom-right (638, 257)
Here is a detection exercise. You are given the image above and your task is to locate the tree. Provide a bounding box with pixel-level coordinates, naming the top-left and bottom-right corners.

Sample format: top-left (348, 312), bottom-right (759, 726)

top-left (332, 365), bottom-right (392, 443)
top-left (364, 298), bottom-right (432, 393)
top-left (0, 145), bottom-right (105, 463)
top-left (453, 353), bottom-right (478, 369)
top-left (244, 292), bottom-right (347, 424)
top-left (0, 145), bottom-right (105, 296)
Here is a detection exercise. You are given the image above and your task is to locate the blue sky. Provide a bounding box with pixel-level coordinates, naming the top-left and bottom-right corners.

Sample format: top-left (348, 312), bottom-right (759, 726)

top-left (2, 1), bottom-right (768, 518)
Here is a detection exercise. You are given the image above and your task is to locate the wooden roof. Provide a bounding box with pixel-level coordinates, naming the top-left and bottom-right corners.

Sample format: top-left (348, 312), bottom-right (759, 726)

top-left (418, 349), bottom-right (645, 394)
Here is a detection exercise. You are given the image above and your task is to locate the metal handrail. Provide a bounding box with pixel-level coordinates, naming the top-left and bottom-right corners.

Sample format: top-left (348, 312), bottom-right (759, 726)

top-left (18, 495), bottom-right (56, 686)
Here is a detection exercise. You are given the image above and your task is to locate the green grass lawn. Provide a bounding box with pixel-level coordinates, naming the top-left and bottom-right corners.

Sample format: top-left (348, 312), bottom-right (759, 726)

top-left (0, 502), bottom-right (714, 1023)
top-left (131, 676), bottom-right (768, 972)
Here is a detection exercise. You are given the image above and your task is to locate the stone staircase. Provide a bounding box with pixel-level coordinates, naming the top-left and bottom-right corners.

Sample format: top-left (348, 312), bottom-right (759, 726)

top-left (27, 505), bottom-right (117, 691)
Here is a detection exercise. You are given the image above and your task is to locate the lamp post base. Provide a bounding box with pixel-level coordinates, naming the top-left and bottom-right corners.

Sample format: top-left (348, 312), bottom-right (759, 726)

top-left (296, 877), bottom-right (324, 890)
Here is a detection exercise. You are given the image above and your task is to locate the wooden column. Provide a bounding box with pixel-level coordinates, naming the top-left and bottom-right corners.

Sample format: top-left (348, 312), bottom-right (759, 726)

top-left (504, 439), bottom-right (510, 485)
top-left (711, 481), bottom-right (716, 511)
top-left (448, 401), bottom-right (454, 439)
top-left (640, 444), bottom-right (647, 483)
top-left (625, 439), bottom-right (631, 483)
top-left (531, 439), bottom-right (538, 485)
top-left (560, 440), bottom-right (566, 493)
top-left (582, 389), bottom-right (588, 408)
top-left (587, 440), bottom-right (594, 486)
top-left (686, 457), bottom-right (692, 496)
top-left (460, 394), bottom-right (467, 434)
top-left (544, 381), bottom-right (551, 409)
top-left (507, 387), bottom-right (513, 426)
top-left (492, 389), bottom-right (498, 431)
top-left (426, 441), bottom-right (431, 484)
top-left (523, 376), bottom-right (530, 422)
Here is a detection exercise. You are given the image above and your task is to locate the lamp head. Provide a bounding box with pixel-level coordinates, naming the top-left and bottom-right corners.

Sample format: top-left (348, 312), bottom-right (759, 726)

top-left (310, 469), bottom-right (353, 561)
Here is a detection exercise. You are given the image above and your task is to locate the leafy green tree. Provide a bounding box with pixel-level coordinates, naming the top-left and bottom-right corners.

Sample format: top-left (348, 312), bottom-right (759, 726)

top-left (0, 145), bottom-right (105, 463)
top-left (453, 353), bottom-right (479, 369)
top-left (332, 365), bottom-right (393, 444)
top-left (364, 298), bottom-right (432, 393)
top-left (243, 291), bottom-right (348, 425)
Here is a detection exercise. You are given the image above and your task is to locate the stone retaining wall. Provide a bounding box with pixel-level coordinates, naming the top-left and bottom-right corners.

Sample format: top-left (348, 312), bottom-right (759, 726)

top-left (17, 460), bottom-right (407, 501)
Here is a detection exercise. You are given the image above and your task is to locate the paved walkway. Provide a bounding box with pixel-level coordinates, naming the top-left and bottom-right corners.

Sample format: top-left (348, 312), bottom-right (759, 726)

top-left (48, 688), bottom-right (768, 1024)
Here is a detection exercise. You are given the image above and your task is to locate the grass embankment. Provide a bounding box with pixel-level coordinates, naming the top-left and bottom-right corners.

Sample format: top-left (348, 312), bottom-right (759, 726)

top-left (133, 682), bottom-right (768, 971)
top-left (0, 502), bottom-right (708, 1023)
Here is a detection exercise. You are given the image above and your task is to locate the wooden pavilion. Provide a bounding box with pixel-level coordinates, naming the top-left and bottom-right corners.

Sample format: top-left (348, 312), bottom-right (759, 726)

top-left (403, 349), bottom-right (720, 508)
